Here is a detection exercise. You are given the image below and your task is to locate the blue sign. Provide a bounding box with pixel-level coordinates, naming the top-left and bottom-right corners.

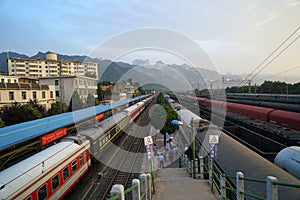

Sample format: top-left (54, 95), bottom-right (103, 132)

top-left (210, 144), bottom-right (218, 158)
top-left (146, 144), bottom-right (153, 160)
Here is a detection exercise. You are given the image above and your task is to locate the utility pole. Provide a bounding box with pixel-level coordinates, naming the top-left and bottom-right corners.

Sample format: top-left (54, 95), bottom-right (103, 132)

top-left (248, 79), bottom-right (251, 94)
top-left (191, 118), bottom-right (196, 179)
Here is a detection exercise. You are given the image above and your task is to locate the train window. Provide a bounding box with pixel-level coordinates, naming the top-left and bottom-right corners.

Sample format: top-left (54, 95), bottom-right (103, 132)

top-left (84, 152), bottom-right (87, 162)
top-left (63, 167), bottom-right (69, 181)
top-left (25, 196), bottom-right (32, 200)
top-left (38, 184), bottom-right (47, 200)
top-left (72, 160), bottom-right (77, 173)
top-left (51, 174), bottom-right (60, 192)
top-left (79, 155), bottom-right (83, 166)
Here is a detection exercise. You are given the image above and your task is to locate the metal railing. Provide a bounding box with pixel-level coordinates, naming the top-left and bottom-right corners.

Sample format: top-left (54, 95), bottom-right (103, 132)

top-left (109, 173), bottom-right (152, 200)
top-left (180, 154), bottom-right (300, 200)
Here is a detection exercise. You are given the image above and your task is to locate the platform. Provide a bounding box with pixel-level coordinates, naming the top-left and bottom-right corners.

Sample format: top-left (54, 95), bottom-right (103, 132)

top-left (152, 168), bottom-right (219, 200)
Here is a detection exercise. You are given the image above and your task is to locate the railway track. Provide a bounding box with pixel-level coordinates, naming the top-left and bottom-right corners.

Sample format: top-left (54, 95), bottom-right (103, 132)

top-left (66, 101), bottom-right (153, 200)
top-left (176, 97), bottom-right (294, 161)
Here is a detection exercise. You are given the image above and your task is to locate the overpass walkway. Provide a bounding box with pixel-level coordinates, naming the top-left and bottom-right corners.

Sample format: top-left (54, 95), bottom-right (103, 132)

top-left (152, 167), bottom-right (219, 200)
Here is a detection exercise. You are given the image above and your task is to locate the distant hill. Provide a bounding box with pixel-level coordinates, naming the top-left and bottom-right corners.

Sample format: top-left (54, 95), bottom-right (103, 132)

top-left (98, 60), bottom-right (136, 82)
top-left (0, 52), bottom-right (29, 73)
top-left (0, 51), bottom-right (248, 90)
top-left (132, 59), bottom-right (150, 66)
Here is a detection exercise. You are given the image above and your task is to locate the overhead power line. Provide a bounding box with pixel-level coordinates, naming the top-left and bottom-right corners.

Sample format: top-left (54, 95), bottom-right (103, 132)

top-left (239, 26), bottom-right (300, 86)
top-left (251, 34), bottom-right (300, 80)
top-left (253, 65), bottom-right (300, 84)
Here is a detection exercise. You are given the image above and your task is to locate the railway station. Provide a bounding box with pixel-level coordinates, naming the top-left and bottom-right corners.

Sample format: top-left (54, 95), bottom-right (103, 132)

top-left (1, 92), bottom-right (300, 200)
top-left (2, 1), bottom-right (300, 199)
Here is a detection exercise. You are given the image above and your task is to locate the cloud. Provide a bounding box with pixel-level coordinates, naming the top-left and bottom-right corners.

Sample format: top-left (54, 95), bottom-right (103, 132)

top-left (285, 0), bottom-right (300, 7)
top-left (255, 14), bottom-right (276, 28)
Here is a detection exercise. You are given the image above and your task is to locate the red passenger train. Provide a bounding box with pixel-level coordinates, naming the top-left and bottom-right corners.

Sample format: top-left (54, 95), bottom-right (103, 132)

top-left (0, 136), bottom-right (91, 200)
top-left (0, 95), bottom-right (154, 199)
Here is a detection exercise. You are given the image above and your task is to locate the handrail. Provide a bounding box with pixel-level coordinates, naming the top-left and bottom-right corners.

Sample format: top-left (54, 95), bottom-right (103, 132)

top-left (190, 155), bottom-right (300, 200)
top-left (274, 181), bottom-right (300, 188)
top-left (124, 183), bottom-right (138, 194)
top-left (240, 191), bottom-right (266, 200)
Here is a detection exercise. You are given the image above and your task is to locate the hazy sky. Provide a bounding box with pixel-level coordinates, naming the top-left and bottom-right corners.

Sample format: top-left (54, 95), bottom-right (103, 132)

top-left (1, 0), bottom-right (300, 83)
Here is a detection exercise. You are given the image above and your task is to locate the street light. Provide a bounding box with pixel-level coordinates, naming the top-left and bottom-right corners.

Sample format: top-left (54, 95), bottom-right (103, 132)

top-left (171, 118), bottom-right (196, 179)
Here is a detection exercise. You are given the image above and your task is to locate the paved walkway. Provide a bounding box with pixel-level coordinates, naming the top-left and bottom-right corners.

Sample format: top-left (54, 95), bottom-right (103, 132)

top-left (152, 168), bottom-right (219, 200)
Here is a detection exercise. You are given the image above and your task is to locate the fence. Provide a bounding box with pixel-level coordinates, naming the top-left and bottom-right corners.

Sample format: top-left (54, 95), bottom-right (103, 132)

top-left (180, 154), bottom-right (300, 200)
top-left (109, 173), bottom-right (152, 200)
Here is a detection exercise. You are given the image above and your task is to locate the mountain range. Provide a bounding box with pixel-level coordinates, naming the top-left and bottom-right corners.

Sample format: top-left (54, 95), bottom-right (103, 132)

top-left (0, 51), bottom-right (244, 91)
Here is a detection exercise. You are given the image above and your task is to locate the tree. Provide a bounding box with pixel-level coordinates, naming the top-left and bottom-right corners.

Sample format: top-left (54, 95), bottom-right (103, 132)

top-left (105, 88), bottom-right (112, 95)
top-left (152, 94), bottom-right (178, 146)
top-left (28, 99), bottom-right (47, 117)
top-left (0, 102), bottom-right (41, 126)
top-left (0, 117), bottom-right (4, 127)
top-left (97, 82), bottom-right (104, 101)
top-left (69, 91), bottom-right (84, 111)
top-left (160, 104), bottom-right (178, 135)
top-left (86, 93), bottom-right (96, 108)
top-left (156, 93), bottom-right (165, 105)
top-left (47, 102), bottom-right (68, 116)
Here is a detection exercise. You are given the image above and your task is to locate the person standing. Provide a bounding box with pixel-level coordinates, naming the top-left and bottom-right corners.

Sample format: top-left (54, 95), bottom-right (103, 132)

top-left (159, 154), bottom-right (165, 168)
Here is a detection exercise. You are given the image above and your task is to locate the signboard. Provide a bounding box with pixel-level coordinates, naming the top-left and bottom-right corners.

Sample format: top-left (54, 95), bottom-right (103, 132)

top-left (42, 127), bottom-right (67, 146)
top-left (209, 135), bottom-right (219, 144)
top-left (144, 136), bottom-right (153, 160)
top-left (144, 136), bottom-right (153, 146)
top-left (210, 144), bottom-right (218, 158)
top-left (95, 113), bottom-right (104, 121)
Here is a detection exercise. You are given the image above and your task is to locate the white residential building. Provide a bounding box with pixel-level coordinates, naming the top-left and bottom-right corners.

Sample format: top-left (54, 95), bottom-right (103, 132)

top-left (39, 76), bottom-right (98, 105)
top-left (0, 75), bottom-right (55, 110)
top-left (7, 52), bottom-right (98, 79)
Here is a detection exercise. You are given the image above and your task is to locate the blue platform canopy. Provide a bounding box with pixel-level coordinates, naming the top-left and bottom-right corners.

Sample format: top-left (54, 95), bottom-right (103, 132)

top-left (0, 94), bottom-right (150, 150)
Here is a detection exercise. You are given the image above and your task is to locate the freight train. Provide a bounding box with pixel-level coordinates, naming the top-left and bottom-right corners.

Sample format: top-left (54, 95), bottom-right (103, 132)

top-left (0, 95), bottom-right (153, 200)
top-left (190, 96), bottom-right (300, 132)
top-left (168, 99), bottom-right (300, 199)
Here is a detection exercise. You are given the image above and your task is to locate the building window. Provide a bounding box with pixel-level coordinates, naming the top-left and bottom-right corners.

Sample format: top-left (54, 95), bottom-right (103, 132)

top-left (22, 91), bottom-right (26, 100)
top-left (9, 91), bottom-right (14, 101)
top-left (56, 91), bottom-right (59, 97)
top-left (1, 79), bottom-right (4, 83)
top-left (42, 91), bottom-right (46, 99)
top-left (8, 79), bottom-right (11, 83)
top-left (33, 91), bottom-right (37, 99)
top-left (55, 80), bottom-right (59, 86)
top-left (50, 91), bottom-right (53, 98)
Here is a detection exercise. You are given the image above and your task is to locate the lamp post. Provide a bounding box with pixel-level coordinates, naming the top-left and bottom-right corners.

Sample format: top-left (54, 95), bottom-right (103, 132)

top-left (171, 118), bottom-right (196, 179)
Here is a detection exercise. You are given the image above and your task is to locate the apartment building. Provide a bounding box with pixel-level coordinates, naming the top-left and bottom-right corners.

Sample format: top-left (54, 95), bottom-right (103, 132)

top-left (0, 75), bottom-right (55, 110)
top-left (39, 76), bottom-right (98, 105)
top-left (7, 52), bottom-right (98, 79)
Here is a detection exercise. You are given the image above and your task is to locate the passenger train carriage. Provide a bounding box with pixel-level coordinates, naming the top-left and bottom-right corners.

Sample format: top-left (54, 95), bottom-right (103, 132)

top-left (0, 136), bottom-right (90, 200)
top-left (0, 95), bottom-right (154, 199)
top-left (80, 96), bottom-right (152, 157)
